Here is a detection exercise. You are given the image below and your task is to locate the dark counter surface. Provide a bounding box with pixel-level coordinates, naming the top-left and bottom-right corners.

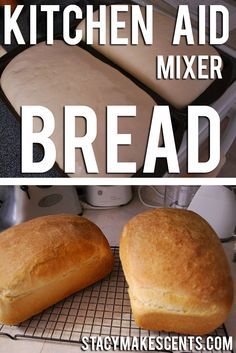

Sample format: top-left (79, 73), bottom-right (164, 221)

top-left (0, 99), bottom-right (62, 177)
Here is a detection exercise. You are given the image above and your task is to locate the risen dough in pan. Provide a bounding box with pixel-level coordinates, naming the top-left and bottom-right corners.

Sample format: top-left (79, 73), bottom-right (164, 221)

top-left (77, 6), bottom-right (222, 109)
top-left (1, 40), bottom-right (158, 177)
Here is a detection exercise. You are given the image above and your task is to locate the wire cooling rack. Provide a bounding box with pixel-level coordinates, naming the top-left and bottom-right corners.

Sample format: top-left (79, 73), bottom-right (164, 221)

top-left (0, 247), bottom-right (234, 353)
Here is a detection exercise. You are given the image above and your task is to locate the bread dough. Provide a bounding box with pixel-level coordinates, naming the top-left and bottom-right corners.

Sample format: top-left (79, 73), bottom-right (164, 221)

top-left (1, 40), bottom-right (158, 177)
top-left (0, 46), bottom-right (6, 58)
top-left (77, 6), bottom-right (222, 109)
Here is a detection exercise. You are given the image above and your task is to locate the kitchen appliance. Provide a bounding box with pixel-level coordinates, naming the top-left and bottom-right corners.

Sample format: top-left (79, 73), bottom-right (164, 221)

top-left (138, 185), bottom-right (199, 208)
top-left (164, 186), bottom-right (199, 208)
top-left (85, 186), bottom-right (132, 207)
top-left (0, 186), bottom-right (82, 231)
top-left (188, 185), bottom-right (236, 240)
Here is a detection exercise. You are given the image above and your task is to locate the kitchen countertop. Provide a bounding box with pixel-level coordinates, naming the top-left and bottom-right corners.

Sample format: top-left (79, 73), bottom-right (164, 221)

top-left (0, 191), bottom-right (235, 353)
top-left (0, 99), bottom-right (62, 177)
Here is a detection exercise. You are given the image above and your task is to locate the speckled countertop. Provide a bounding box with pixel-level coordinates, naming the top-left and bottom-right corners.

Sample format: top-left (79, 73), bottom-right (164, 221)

top-left (0, 99), bottom-right (62, 177)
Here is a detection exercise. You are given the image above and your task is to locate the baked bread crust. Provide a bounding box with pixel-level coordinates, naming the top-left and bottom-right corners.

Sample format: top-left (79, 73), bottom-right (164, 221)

top-left (0, 214), bottom-right (114, 324)
top-left (120, 208), bottom-right (233, 334)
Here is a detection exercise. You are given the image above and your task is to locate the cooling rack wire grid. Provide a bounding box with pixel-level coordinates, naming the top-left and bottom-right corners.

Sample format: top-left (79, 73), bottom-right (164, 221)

top-left (0, 247), bottom-right (233, 353)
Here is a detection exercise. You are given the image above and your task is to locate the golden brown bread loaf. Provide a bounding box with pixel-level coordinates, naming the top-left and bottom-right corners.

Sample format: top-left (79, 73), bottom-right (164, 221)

top-left (120, 208), bottom-right (233, 335)
top-left (0, 214), bottom-right (114, 325)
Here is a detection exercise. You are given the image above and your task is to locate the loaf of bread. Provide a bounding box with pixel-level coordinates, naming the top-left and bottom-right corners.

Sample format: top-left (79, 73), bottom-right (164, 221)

top-left (1, 40), bottom-right (159, 177)
top-left (78, 6), bottom-right (221, 109)
top-left (0, 214), bottom-right (114, 325)
top-left (120, 208), bottom-right (233, 335)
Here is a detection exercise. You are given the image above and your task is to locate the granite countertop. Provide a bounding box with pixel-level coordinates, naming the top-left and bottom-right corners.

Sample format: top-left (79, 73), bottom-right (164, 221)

top-left (0, 99), bottom-right (62, 177)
